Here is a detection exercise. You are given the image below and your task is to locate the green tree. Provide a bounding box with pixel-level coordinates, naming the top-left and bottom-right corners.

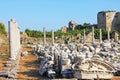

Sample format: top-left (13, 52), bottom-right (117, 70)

top-left (25, 29), bottom-right (45, 38)
top-left (0, 22), bottom-right (6, 35)
top-left (82, 23), bottom-right (91, 27)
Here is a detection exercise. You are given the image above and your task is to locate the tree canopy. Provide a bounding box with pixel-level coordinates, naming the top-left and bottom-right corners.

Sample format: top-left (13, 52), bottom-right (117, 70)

top-left (25, 29), bottom-right (43, 38)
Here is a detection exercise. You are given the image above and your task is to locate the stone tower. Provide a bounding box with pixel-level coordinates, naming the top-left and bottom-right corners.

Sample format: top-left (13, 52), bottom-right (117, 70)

top-left (97, 11), bottom-right (116, 31)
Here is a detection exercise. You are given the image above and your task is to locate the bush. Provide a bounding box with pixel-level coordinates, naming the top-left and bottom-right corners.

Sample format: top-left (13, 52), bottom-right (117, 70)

top-left (0, 22), bottom-right (6, 35)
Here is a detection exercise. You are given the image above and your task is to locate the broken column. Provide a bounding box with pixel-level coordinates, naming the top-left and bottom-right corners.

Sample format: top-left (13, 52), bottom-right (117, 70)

top-left (100, 28), bottom-right (102, 43)
top-left (8, 19), bottom-right (21, 60)
top-left (83, 29), bottom-right (86, 44)
top-left (52, 30), bottom-right (54, 45)
top-left (115, 32), bottom-right (119, 41)
top-left (92, 27), bottom-right (94, 44)
top-left (43, 27), bottom-right (46, 46)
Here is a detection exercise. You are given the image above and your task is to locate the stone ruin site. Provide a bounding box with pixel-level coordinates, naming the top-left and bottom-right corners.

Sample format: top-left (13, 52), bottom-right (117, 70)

top-left (1, 11), bottom-right (120, 80)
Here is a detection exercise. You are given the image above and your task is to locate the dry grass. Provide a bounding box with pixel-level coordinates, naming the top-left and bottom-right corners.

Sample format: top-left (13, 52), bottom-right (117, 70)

top-left (0, 43), bottom-right (9, 60)
top-left (0, 43), bottom-right (9, 71)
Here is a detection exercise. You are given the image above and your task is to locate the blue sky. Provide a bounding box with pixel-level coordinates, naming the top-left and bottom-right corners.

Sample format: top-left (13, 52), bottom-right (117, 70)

top-left (0, 0), bottom-right (120, 31)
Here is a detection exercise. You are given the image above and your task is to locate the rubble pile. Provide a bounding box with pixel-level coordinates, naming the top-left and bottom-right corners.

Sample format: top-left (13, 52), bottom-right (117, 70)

top-left (34, 40), bottom-right (120, 79)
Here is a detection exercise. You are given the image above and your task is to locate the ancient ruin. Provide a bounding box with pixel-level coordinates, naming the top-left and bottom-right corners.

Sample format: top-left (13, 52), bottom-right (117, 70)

top-left (99, 28), bottom-right (102, 43)
top-left (0, 19), bottom-right (21, 79)
top-left (83, 29), bottom-right (86, 44)
top-left (34, 27), bottom-right (120, 79)
top-left (43, 27), bottom-right (46, 47)
top-left (68, 20), bottom-right (78, 30)
top-left (52, 29), bottom-right (54, 45)
top-left (61, 26), bottom-right (67, 33)
top-left (97, 11), bottom-right (120, 31)
top-left (1, 11), bottom-right (120, 80)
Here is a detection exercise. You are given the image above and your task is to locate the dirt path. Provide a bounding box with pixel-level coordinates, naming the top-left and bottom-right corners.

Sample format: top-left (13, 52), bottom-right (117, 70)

top-left (16, 46), bottom-right (44, 80)
top-left (17, 53), bottom-right (41, 80)
top-left (0, 61), bottom-right (5, 71)
top-left (111, 76), bottom-right (120, 80)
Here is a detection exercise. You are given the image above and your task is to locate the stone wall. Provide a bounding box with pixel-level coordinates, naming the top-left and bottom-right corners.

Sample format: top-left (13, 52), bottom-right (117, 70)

top-left (97, 12), bottom-right (106, 29)
top-left (106, 12), bottom-right (116, 31)
top-left (98, 11), bottom-right (120, 32)
top-left (68, 20), bottom-right (78, 31)
top-left (97, 11), bottom-right (116, 31)
top-left (112, 12), bottom-right (120, 32)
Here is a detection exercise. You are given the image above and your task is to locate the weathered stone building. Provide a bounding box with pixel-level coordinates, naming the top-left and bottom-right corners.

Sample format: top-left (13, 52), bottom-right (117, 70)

top-left (97, 11), bottom-right (116, 31)
top-left (61, 26), bottom-right (67, 33)
top-left (68, 20), bottom-right (78, 30)
top-left (97, 11), bottom-right (120, 32)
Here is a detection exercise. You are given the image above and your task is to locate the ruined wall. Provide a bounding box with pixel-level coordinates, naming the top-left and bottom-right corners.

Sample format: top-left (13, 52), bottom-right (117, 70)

top-left (97, 11), bottom-right (116, 31)
top-left (61, 26), bottom-right (67, 33)
top-left (112, 12), bottom-right (120, 31)
top-left (68, 20), bottom-right (78, 31)
top-left (106, 12), bottom-right (116, 31)
top-left (97, 12), bottom-right (106, 29)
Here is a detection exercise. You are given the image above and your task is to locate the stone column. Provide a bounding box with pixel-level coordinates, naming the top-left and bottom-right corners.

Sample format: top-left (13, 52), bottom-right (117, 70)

top-left (99, 28), bottom-right (102, 43)
top-left (92, 27), bottom-right (94, 44)
top-left (18, 27), bottom-right (21, 49)
top-left (14, 22), bottom-right (17, 57)
top-left (9, 19), bottom-right (15, 60)
top-left (43, 27), bottom-right (46, 46)
top-left (8, 19), bottom-right (21, 60)
top-left (108, 29), bottom-right (110, 41)
top-left (83, 29), bottom-right (86, 44)
top-left (16, 26), bottom-right (21, 52)
top-left (52, 30), bottom-right (54, 45)
top-left (115, 33), bottom-right (119, 41)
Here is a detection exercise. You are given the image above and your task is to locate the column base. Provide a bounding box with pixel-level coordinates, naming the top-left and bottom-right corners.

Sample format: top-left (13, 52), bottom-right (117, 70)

top-left (9, 57), bottom-right (16, 61)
